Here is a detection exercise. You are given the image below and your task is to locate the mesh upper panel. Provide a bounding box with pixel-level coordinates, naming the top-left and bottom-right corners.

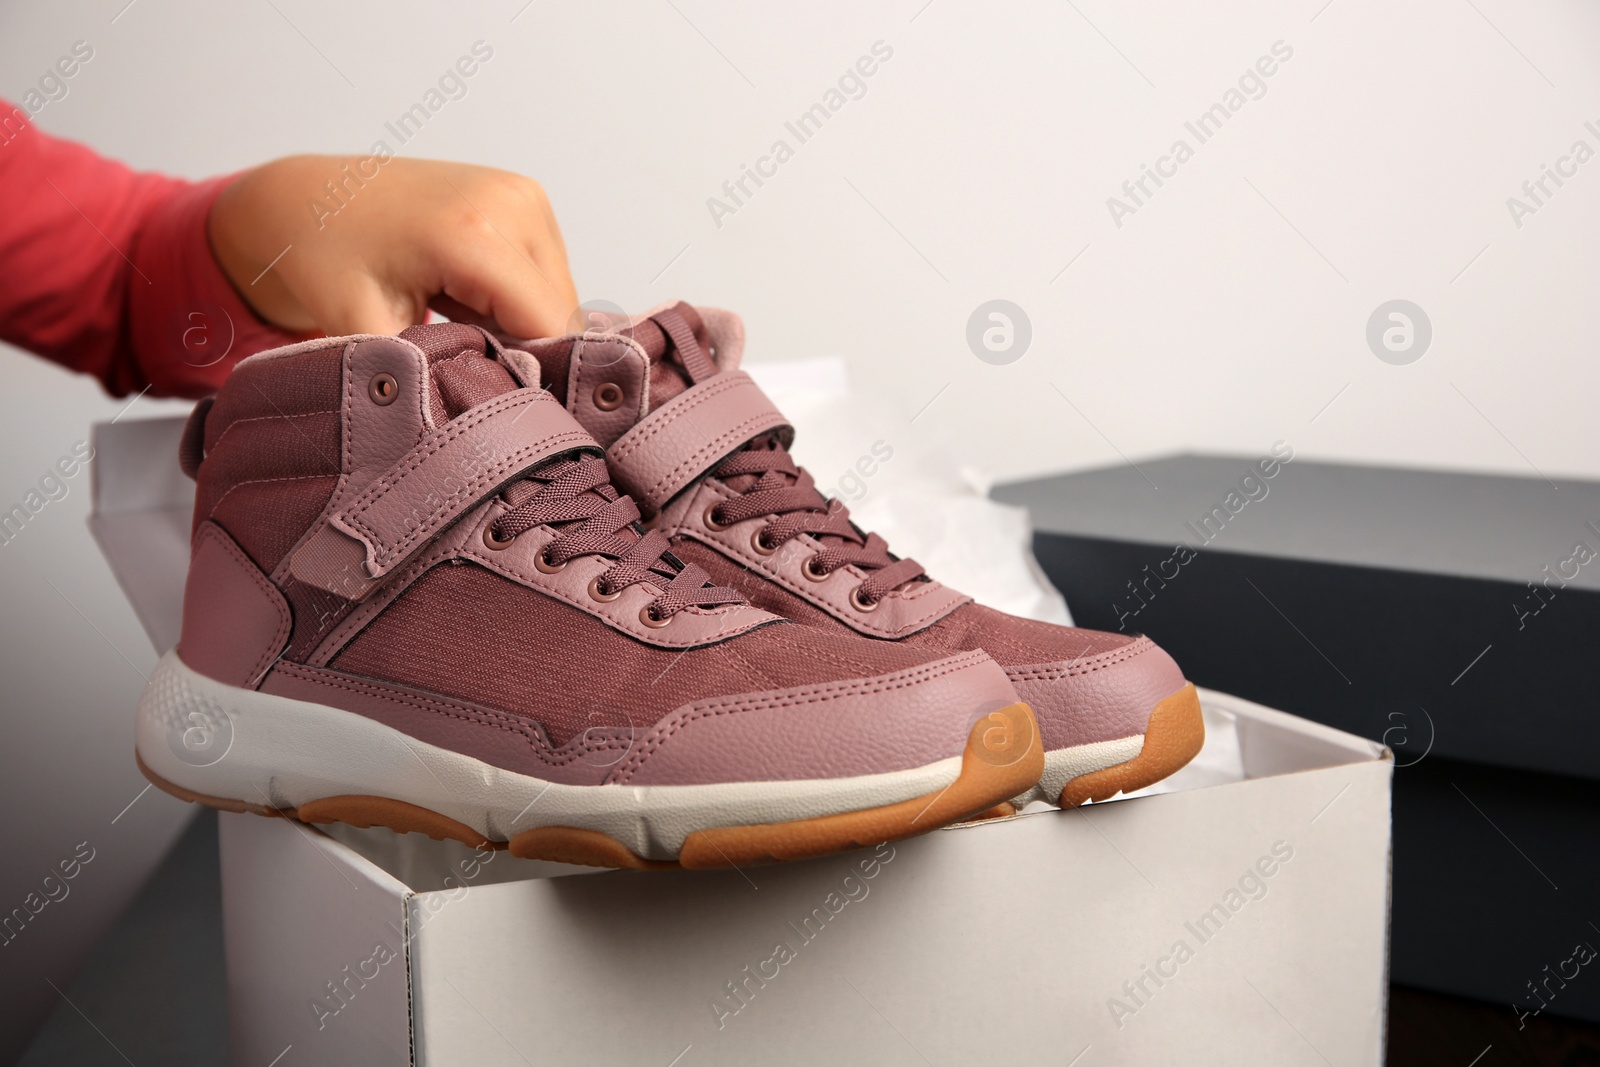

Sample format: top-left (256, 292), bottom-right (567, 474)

top-left (203, 343), bottom-right (343, 452)
top-left (532, 337), bottom-right (574, 405)
top-left (330, 562), bottom-right (948, 746)
top-left (397, 322), bottom-right (522, 423)
top-left (434, 351), bottom-right (519, 417)
top-left (194, 343), bottom-right (343, 572)
top-left (905, 602), bottom-right (1132, 666)
top-left (668, 538), bottom-right (846, 629)
top-left (669, 538), bottom-right (1130, 667)
top-left (210, 473), bottom-right (339, 576)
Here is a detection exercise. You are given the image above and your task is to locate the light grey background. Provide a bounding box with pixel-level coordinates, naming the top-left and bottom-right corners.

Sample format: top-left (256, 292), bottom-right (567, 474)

top-left (1, 0), bottom-right (1596, 1059)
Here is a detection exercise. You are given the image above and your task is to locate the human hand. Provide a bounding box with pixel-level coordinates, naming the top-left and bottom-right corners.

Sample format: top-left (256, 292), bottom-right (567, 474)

top-left (209, 154), bottom-right (578, 338)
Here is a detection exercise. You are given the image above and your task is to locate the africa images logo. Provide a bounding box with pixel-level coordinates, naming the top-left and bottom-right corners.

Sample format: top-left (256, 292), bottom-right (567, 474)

top-left (966, 300), bottom-right (1032, 365)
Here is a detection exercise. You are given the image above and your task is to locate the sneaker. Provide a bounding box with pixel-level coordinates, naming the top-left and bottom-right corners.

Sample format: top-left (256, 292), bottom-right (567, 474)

top-left (508, 303), bottom-right (1203, 812)
top-left (135, 323), bottom-right (1043, 868)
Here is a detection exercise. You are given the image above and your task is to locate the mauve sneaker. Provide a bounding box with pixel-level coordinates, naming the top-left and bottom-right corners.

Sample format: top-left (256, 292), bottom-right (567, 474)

top-left (507, 303), bottom-right (1203, 813)
top-left (134, 323), bottom-right (1042, 868)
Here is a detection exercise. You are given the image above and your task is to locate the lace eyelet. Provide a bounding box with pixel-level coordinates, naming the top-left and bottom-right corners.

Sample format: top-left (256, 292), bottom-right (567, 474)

top-left (483, 525), bottom-right (516, 550)
top-left (703, 503), bottom-right (733, 531)
top-left (849, 586), bottom-right (880, 613)
top-left (803, 554), bottom-right (830, 582)
top-left (639, 604), bottom-right (673, 628)
top-left (751, 528), bottom-right (778, 556)
top-left (368, 373), bottom-right (399, 406)
top-left (588, 576), bottom-right (621, 603)
top-left (593, 382), bottom-right (624, 411)
top-left (535, 548), bottom-right (568, 574)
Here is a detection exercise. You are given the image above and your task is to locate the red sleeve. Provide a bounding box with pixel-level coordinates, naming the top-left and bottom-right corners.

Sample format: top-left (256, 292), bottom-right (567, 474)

top-left (0, 101), bottom-right (303, 398)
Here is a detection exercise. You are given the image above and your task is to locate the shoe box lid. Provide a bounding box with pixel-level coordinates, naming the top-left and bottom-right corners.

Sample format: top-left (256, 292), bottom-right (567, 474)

top-left (994, 455), bottom-right (1600, 783)
top-left (997, 453), bottom-right (1600, 592)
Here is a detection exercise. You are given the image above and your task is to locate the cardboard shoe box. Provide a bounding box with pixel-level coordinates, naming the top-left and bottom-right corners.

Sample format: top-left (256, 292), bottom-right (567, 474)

top-left (91, 418), bottom-right (1395, 1065)
top-left (219, 692), bottom-right (1389, 1067)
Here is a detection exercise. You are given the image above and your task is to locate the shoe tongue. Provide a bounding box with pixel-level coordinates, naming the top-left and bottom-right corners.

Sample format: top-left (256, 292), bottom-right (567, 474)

top-left (622, 302), bottom-right (718, 409)
top-left (617, 304), bottom-right (795, 493)
top-left (399, 322), bottom-right (521, 422)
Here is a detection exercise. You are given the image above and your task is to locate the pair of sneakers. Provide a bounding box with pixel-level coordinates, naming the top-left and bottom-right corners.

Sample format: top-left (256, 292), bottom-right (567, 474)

top-left (135, 302), bottom-right (1202, 869)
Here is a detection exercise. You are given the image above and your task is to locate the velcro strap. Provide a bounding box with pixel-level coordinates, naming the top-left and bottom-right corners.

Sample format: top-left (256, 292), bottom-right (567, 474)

top-left (291, 389), bottom-right (597, 599)
top-left (606, 371), bottom-right (791, 514)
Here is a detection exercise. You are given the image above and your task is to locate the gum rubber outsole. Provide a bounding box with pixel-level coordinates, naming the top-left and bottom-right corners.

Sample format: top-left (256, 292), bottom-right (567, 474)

top-left (134, 701), bottom-right (1043, 870)
top-left (970, 683), bottom-right (1205, 819)
top-left (1056, 683), bottom-right (1203, 807)
top-left (134, 750), bottom-right (508, 849)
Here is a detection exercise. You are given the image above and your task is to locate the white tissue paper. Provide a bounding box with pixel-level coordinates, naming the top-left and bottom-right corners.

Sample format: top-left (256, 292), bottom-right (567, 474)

top-left (743, 357), bottom-right (1072, 625)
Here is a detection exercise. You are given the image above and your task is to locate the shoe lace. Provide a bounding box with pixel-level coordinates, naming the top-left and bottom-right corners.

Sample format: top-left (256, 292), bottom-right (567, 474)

top-left (709, 439), bottom-right (926, 604)
top-left (492, 455), bottom-right (746, 621)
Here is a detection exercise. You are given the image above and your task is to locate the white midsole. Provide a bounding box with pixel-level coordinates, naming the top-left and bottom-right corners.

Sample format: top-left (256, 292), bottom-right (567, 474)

top-left (1011, 734), bottom-right (1145, 808)
top-left (135, 651), bottom-right (961, 861)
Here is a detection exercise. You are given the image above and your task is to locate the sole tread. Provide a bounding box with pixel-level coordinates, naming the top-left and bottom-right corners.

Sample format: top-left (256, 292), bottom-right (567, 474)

top-left (137, 702), bottom-right (1044, 870)
top-left (1057, 683), bottom-right (1204, 807)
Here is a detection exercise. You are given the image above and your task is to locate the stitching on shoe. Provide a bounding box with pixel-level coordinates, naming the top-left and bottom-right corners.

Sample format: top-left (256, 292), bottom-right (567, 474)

top-left (712, 641), bottom-right (778, 694)
top-left (346, 390), bottom-right (540, 511)
top-left (680, 515), bottom-right (968, 638)
top-left (634, 414), bottom-right (783, 503)
top-left (568, 337), bottom-right (648, 425)
top-left (196, 522), bottom-right (291, 687)
top-left (273, 661), bottom-right (630, 768)
top-left (305, 538), bottom-right (466, 666)
top-left (609, 375), bottom-right (786, 503)
top-left (205, 407), bottom-right (340, 457)
top-left (1002, 638), bottom-right (1154, 682)
top-left (609, 373), bottom-right (751, 463)
top-left (609, 651), bottom-right (991, 783)
top-left (460, 544), bottom-right (774, 650)
top-left (341, 405), bottom-right (594, 570)
top-left (207, 473), bottom-right (340, 516)
top-left (774, 637), bottom-right (910, 681)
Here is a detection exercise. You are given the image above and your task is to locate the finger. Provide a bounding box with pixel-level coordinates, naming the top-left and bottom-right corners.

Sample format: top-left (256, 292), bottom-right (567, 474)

top-left (305, 272), bottom-right (417, 336)
top-left (426, 293), bottom-right (494, 330)
top-left (524, 202), bottom-right (576, 304)
top-left (436, 233), bottom-right (577, 338)
top-left (497, 172), bottom-right (573, 293)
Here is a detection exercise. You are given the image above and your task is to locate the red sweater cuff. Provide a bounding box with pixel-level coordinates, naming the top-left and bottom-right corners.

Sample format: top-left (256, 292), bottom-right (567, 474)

top-left (127, 175), bottom-right (304, 398)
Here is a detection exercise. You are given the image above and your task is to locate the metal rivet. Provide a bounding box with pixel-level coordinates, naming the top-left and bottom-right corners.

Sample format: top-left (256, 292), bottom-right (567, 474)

top-left (369, 373), bottom-right (399, 405)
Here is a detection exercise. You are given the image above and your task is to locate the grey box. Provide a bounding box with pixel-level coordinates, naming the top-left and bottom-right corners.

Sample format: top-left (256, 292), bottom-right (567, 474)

top-left (996, 454), bottom-right (1600, 1024)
